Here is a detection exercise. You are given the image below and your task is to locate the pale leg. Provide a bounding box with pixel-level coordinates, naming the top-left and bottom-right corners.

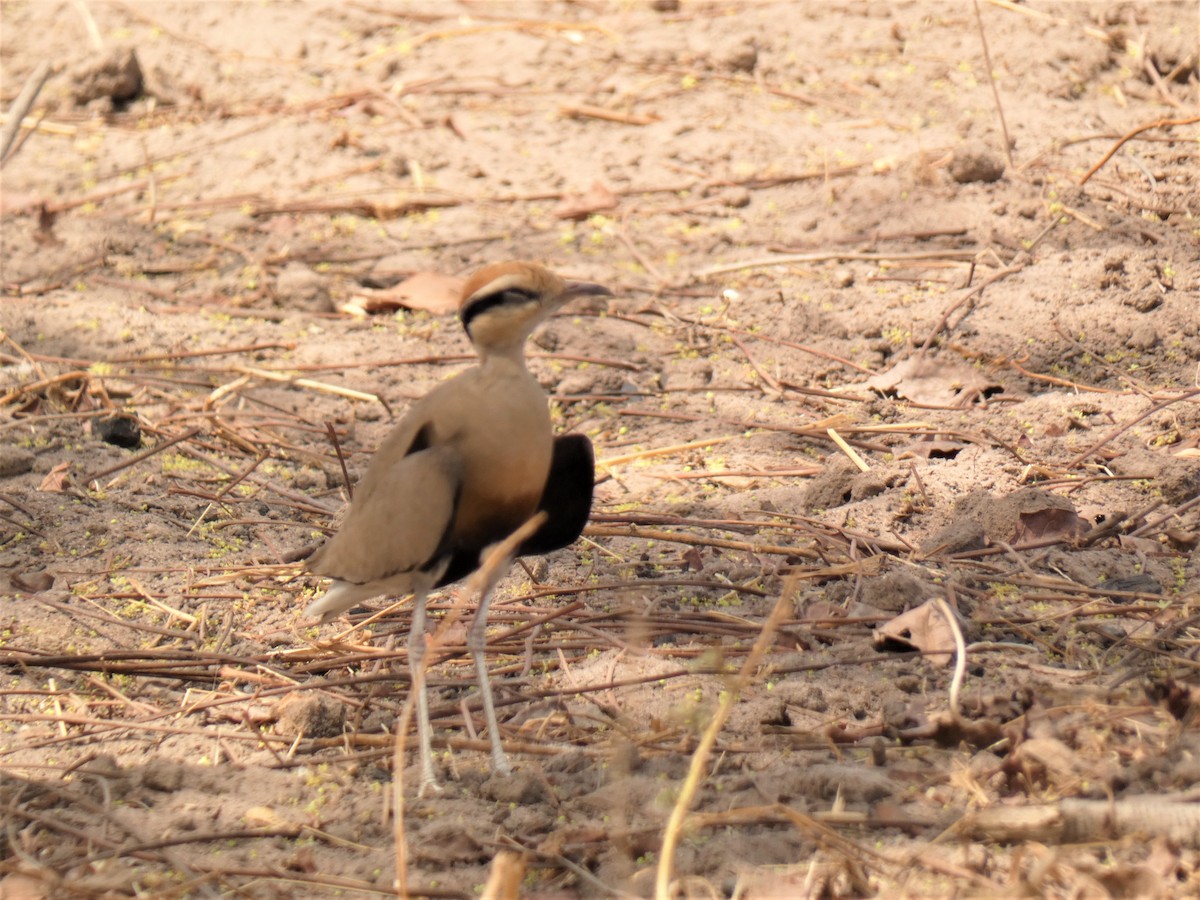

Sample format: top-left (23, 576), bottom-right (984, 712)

top-left (467, 565), bottom-right (513, 776)
top-left (407, 588), bottom-right (441, 796)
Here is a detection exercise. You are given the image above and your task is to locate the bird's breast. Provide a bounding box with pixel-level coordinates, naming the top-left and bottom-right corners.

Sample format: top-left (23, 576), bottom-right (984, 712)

top-left (443, 371), bottom-right (554, 548)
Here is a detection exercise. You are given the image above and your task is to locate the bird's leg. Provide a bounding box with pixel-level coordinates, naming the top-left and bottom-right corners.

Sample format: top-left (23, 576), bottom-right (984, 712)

top-left (462, 514), bottom-right (547, 777)
top-left (406, 587), bottom-right (442, 796)
top-left (467, 571), bottom-right (512, 777)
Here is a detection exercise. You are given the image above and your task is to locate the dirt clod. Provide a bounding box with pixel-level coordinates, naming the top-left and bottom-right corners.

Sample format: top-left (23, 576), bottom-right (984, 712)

top-left (716, 38), bottom-right (758, 73)
top-left (949, 141), bottom-right (1006, 183)
top-left (1158, 461), bottom-right (1200, 506)
top-left (1126, 322), bottom-right (1159, 350)
top-left (1125, 288), bottom-right (1164, 312)
top-left (94, 413), bottom-right (142, 449)
top-left (275, 694), bottom-right (346, 738)
top-left (139, 759), bottom-right (187, 793)
top-left (481, 770), bottom-right (545, 805)
top-left (0, 446), bottom-right (35, 477)
top-left (803, 457), bottom-right (859, 510)
top-left (860, 569), bottom-right (931, 613)
top-left (71, 46), bottom-right (144, 106)
top-left (275, 262), bottom-right (333, 313)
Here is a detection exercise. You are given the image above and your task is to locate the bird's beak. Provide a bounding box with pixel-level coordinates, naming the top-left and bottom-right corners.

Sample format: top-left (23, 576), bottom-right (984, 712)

top-left (561, 280), bottom-right (614, 301)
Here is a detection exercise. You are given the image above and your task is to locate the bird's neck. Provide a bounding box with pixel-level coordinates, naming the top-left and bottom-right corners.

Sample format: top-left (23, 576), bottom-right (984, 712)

top-left (477, 345), bottom-right (530, 376)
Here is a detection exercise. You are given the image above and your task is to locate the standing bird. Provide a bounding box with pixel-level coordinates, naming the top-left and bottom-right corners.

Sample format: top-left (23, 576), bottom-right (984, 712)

top-left (304, 261), bottom-right (610, 795)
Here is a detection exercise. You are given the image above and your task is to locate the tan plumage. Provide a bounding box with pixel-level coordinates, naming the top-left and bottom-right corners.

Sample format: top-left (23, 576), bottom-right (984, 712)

top-left (304, 260), bottom-right (610, 794)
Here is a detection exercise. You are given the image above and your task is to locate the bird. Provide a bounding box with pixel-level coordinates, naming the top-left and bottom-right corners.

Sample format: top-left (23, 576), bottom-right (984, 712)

top-left (304, 260), bottom-right (610, 795)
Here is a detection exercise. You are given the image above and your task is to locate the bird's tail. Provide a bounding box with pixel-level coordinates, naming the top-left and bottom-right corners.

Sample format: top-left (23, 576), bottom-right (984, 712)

top-left (304, 580), bottom-right (384, 624)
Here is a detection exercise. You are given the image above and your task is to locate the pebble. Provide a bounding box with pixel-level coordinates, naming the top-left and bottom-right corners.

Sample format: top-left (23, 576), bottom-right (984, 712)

top-left (1126, 323), bottom-right (1159, 350)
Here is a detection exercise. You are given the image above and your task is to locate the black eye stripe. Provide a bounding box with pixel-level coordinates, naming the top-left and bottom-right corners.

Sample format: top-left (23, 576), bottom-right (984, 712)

top-left (460, 287), bottom-right (538, 333)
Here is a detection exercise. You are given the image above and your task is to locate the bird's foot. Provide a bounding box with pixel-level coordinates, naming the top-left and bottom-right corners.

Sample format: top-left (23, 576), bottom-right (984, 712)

top-left (491, 745), bottom-right (512, 777)
top-left (415, 748), bottom-right (442, 798)
top-left (416, 775), bottom-right (443, 799)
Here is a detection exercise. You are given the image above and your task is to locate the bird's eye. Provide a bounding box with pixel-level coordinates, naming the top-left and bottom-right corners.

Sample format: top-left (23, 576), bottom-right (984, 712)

top-left (497, 288), bottom-right (538, 305)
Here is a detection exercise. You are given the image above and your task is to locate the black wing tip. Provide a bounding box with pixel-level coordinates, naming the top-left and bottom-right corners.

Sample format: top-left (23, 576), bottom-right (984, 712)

top-left (432, 434), bottom-right (594, 589)
top-left (519, 433), bottom-right (595, 556)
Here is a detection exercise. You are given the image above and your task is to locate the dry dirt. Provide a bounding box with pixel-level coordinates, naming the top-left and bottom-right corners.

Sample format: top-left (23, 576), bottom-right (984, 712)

top-left (2, 1), bottom-right (1199, 897)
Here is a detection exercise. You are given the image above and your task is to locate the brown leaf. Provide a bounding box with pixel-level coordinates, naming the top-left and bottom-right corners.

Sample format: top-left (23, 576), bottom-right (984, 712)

top-left (9, 571), bottom-right (54, 593)
top-left (340, 271), bottom-right (465, 316)
top-left (1013, 506), bottom-right (1088, 543)
top-left (1164, 527), bottom-right (1197, 550)
top-left (866, 357), bottom-right (1002, 408)
top-left (554, 180), bottom-right (619, 220)
top-left (875, 599), bottom-right (955, 666)
top-left (38, 462), bottom-right (71, 492)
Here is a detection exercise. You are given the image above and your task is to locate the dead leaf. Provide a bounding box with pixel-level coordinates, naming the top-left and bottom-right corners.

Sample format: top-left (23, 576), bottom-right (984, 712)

top-left (554, 180), bottom-right (618, 220)
top-left (38, 462), bottom-right (71, 492)
top-left (340, 271), bottom-right (464, 316)
top-left (1164, 527), bottom-right (1197, 550)
top-left (1013, 506), bottom-right (1088, 543)
top-left (413, 827), bottom-right (485, 865)
top-left (682, 547), bottom-right (704, 572)
top-left (866, 357), bottom-right (1002, 408)
top-left (8, 571), bottom-right (54, 593)
top-left (875, 599), bottom-right (955, 665)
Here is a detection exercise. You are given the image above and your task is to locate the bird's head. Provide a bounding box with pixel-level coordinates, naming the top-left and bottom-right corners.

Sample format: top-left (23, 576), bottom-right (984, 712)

top-left (459, 261), bottom-right (611, 356)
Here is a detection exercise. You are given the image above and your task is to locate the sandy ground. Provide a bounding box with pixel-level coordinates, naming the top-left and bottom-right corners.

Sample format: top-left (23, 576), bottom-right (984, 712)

top-left (2, 1), bottom-right (1199, 897)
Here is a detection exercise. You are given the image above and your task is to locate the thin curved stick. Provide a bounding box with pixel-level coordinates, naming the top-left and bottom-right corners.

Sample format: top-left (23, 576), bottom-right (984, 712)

top-left (655, 577), bottom-right (795, 899)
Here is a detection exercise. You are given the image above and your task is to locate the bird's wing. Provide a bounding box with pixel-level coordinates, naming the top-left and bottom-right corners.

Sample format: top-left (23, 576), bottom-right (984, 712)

top-left (519, 433), bottom-right (594, 555)
top-left (308, 444), bottom-right (463, 586)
